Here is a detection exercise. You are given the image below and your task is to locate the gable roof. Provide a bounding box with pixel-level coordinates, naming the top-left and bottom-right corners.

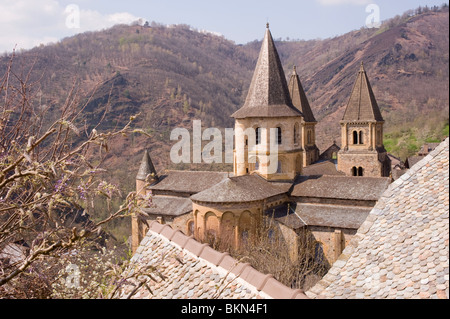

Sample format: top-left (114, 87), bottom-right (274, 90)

top-left (149, 171), bottom-right (229, 195)
top-left (291, 175), bottom-right (390, 201)
top-left (231, 25), bottom-right (303, 119)
top-left (119, 221), bottom-right (308, 299)
top-left (307, 138), bottom-right (449, 299)
top-left (143, 196), bottom-right (192, 217)
top-left (342, 62), bottom-right (384, 122)
top-left (288, 66), bottom-right (316, 123)
top-left (301, 160), bottom-right (345, 176)
top-left (190, 174), bottom-right (288, 203)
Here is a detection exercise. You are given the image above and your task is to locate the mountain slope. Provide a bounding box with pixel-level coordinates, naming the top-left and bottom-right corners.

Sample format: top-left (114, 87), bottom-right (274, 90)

top-left (2, 8), bottom-right (448, 186)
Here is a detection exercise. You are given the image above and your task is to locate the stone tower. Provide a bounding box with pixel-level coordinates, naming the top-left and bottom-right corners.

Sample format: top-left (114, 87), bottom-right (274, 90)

top-left (231, 24), bottom-right (304, 181)
top-left (132, 149), bottom-right (159, 253)
top-left (288, 66), bottom-right (320, 166)
top-left (337, 62), bottom-right (391, 177)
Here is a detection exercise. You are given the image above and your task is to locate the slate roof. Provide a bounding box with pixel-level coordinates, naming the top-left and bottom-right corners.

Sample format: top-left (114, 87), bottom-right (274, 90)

top-left (307, 138), bottom-right (449, 299)
top-left (291, 175), bottom-right (391, 201)
top-left (342, 63), bottom-right (384, 122)
top-left (302, 160), bottom-right (345, 176)
top-left (288, 66), bottom-right (316, 123)
top-left (295, 203), bottom-right (371, 230)
top-left (190, 174), bottom-right (288, 203)
top-left (149, 171), bottom-right (229, 195)
top-left (231, 25), bottom-right (303, 119)
top-left (119, 221), bottom-right (308, 299)
top-left (266, 202), bottom-right (371, 230)
top-left (136, 150), bottom-right (158, 181)
top-left (143, 196), bottom-right (192, 217)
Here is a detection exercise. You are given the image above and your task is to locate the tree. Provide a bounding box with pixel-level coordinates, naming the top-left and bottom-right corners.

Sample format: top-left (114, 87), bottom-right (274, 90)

top-left (0, 53), bottom-right (153, 298)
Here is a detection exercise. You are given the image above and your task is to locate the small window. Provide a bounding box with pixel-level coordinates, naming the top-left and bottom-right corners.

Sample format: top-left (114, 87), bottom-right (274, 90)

top-left (294, 123), bottom-right (300, 145)
top-left (359, 131), bottom-right (364, 145)
top-left (353, 131), bottom-right (358, 144)
top-left (352, 167), bottom-right (358, 176)
top-left (256, 127), bottom-right (261, 145)
top-left (276, 127), bottom-right (282, 145)
top-left (358, 167), bottom-right (364, 176)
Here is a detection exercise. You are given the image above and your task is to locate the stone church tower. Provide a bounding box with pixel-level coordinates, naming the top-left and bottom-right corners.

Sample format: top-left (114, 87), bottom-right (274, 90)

top-left (288, 66), bottom-right (320, 166)
top-left (337, 62), bottom-right (391, 177)
top-left (232, 24), bottom-right (304, 181)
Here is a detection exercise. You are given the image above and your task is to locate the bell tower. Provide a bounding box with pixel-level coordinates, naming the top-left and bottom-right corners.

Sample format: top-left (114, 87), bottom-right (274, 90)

top-left (288, 66), bottom-right (319, 166)
top-left (337, 62), bottom-right (390, 177)
top-left (232, 24), bottom-right (304, 181)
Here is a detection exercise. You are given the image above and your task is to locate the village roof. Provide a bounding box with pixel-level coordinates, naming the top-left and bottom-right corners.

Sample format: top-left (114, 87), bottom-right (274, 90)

top-left (190, 174), bottom-right (288, 203)
top-left (341, 62), bottom-right (384, 123)
top-left (149, 170), bottom-right (229, 195)
top-left (307, 138), bottom-right (449, 299)
top-left (143, 196), bottom-right (192, 217)
top-left (291, 175), bottom-right (390, 201)
top-left (231, 25), bottom-right (303, 119)
top-left (119, 221), bottom-right (307, 299)
top-left (288, 66), bottom-right (316, 123)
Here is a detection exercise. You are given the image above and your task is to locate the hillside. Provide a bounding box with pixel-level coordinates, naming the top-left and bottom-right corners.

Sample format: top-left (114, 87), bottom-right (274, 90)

top-left (1, 7), bottom-right (448, 237)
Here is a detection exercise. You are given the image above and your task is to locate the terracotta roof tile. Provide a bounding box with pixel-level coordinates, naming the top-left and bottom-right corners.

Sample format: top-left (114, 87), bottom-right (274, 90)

top-left (119, 221), bottom-right (308, 299)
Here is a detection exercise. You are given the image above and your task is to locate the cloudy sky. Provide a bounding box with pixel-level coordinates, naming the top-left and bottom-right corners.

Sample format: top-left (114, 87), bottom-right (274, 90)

top-left (1, 0), bottom-right (448, 53)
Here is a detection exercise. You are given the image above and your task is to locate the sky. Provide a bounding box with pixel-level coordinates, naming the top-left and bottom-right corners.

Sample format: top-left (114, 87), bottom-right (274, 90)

top-left (0, 0), bottom-right (448, 53)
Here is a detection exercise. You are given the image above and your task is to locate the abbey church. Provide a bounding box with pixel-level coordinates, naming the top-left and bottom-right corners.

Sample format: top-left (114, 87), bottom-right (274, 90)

top-left (131, 25), bottom-right (392, 265)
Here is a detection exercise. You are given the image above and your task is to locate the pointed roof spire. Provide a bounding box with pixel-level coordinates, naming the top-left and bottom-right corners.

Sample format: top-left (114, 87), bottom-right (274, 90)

top-left (342, 62), bottom-right (383, 122)
top-left (288, 65), bottom-right (316, 123)
top-left (231, 25), bottom-right (302, 119)
top-left (136, 149), bottom-right (158, 182)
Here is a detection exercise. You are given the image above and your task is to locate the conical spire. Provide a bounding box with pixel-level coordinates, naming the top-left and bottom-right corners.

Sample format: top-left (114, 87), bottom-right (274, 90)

top-left (232, 25), bottom-right (302, 119)
top-left (288, 66), bottom-right (316, 123)
top-left (136, 149), bottom-right (158, 182)
top-left (342, 62), bottom-right (383, 122)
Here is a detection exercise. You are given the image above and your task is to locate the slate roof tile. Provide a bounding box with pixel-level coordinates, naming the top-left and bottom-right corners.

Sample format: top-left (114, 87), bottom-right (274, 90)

top-left (306, 138), bottom-right (449, 299)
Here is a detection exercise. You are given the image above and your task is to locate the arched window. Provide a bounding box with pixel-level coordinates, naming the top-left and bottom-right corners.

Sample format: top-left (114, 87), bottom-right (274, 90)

top-left (352, 166), bottom-right (364, 176)
top-left (307, 130), bottom-right (312, 144)
top-left (353, 131), bottom-right (358, 144)
top-left (358, 167), bottom-right (364, 176)
top-left (359, 131), bottom-right (364, 145)
top-left (255, 127), bottom-right (261, 145)
top-left (276, 127), bottom-right (282, 145)
top-left (294, 123), bottom-right (299, 145)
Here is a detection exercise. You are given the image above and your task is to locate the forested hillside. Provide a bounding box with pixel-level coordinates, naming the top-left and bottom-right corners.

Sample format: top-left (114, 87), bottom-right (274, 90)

top-left (1, 6), bottom-right (448, 238)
